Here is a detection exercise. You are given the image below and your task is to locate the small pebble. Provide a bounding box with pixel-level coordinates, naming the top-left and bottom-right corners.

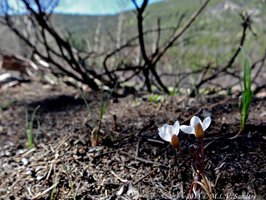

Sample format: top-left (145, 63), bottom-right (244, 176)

top-left (21, 158), bottom-right (28, 165)
top-left (0, 150), bottom-right (11, 156)
top-left (116, 185), bottom-right (126, 196)
top-left (37, 175), bottom-right (45, 181)
top-left (17, 149), bottom-right (27, 154)
top-left (25, 170), bottom-right (32, 175)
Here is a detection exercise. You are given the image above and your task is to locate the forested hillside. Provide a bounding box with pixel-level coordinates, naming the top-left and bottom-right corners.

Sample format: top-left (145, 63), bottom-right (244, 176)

top-left (1, 0), bottom-right (265, 69)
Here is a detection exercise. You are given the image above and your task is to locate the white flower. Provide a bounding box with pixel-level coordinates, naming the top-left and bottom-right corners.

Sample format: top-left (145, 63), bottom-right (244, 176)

top-left (158, 121), bottom-right (180, 148)
top-left (180, 116), bottom-right (211, 139)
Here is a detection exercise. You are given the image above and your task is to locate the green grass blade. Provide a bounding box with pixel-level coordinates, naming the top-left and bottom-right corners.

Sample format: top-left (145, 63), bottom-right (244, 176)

top-left (27, 105), bottom-right (40, 149)
top-left (240, 48), bottom-right (253, 131)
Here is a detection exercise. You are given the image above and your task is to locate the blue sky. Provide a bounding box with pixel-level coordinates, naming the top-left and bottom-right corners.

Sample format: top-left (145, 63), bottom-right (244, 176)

top-left (55, 0), bottom-right (162, 15)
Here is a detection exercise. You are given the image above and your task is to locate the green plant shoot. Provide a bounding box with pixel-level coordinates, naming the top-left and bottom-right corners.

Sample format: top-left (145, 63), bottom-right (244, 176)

top-left (26, 105), bottom-right (40, 149)
top-left (149, 94), bottom-right (164, 103)
top-left (92, 84), bottom-right (107, 146)
top-left (79, 79), bottom-right (116, 146)
top-left (240, 49), bottom-right (253, 132)
top-left (0, 100), bottom-right (16, 111)
top-left (79, 88), bottom-right (92, 115)
top-left (50, 174), bottom-right (59, 200)
top-left (61, 161), bottom-right (76, 200)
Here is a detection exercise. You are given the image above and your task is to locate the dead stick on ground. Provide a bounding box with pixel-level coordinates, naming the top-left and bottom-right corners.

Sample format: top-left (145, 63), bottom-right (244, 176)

top-left (120, 150), bottom-right (169, 168)
top-left (135, 138), bottom-right (141, 157)
top-left (133, 168), bottom-right (157, 185)
top-left (32, 182), bottom-right (58, 199)
top-left (110, 170), bottom-right (128, 183)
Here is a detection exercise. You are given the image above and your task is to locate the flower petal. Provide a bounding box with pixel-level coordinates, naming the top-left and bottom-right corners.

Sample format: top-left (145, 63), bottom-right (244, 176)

top-left (202, 116), bottom-right (211, 131)
top-left (165, 125), bottom-right (173, 136)
top-left (180, 125), bottom-right (194, 134)
top-left (158, 124), bottom-right (171, 142)
top-left (190, 116), bottom-right (202, 128)
top-left (173, 121), bottom-right (180, 135)
top-left (158, 124), bottom-right (166, 134)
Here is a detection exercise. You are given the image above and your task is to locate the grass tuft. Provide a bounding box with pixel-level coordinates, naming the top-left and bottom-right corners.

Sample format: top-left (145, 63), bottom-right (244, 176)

top-left (239, 47), bottom-right (253, 132)
top-left (61, 161), bottom-right (76, 200)
top-left (26, 105), bottom-right (40, 149)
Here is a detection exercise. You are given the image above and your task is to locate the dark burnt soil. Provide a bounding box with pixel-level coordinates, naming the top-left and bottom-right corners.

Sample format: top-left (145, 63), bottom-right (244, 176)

top-left (0, 82), bottom-right (265, 200)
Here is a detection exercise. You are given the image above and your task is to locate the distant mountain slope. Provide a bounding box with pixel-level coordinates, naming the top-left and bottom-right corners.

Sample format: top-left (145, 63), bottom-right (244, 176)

top-left (0, 0), bottom-right (265, 69)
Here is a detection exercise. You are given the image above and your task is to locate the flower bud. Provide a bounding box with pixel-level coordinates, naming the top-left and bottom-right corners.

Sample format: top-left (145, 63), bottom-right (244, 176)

top-left (171, 134), bottom-right (180, 148)
top-left (195, 123), bottom-right (204, 139)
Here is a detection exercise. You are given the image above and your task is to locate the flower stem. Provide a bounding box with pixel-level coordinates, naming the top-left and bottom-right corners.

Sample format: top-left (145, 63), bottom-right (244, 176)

top-left (200, 138), bottom-right (205, 171)
top-left (199, 138), bottom-right (212, 197)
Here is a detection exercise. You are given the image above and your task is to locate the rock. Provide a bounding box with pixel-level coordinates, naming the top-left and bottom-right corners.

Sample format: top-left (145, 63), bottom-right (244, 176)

top-left (21, 158), bottom-right (29, 165)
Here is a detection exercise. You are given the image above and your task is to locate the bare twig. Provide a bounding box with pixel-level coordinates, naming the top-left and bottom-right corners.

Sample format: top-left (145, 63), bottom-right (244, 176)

top-left (191, 13), bottom-right (251, 96)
